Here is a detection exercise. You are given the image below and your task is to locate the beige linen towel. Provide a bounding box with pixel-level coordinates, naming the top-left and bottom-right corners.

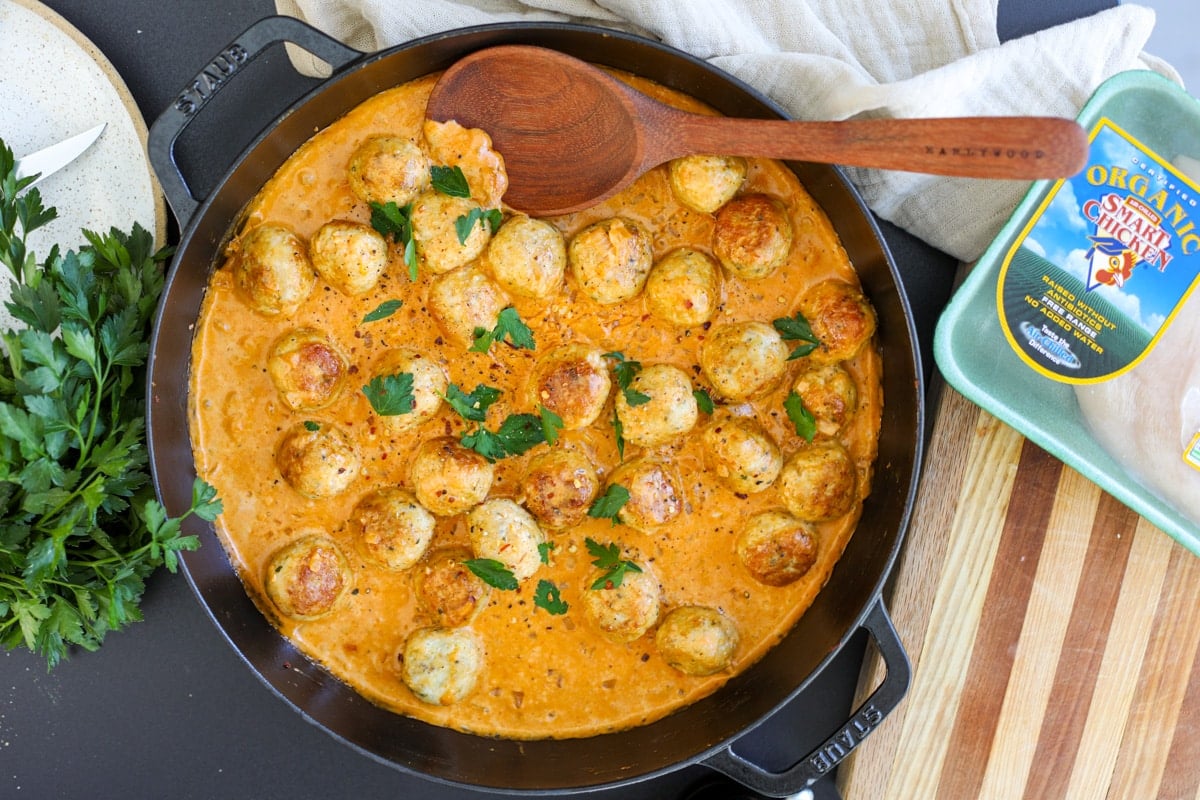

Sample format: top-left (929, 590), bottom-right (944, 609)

top-left (274, 0), bottom-right (1180, 262)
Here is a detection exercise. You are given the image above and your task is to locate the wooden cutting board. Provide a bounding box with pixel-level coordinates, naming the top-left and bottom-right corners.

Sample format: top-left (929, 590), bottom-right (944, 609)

top-left (839, 382), bottom-right (1200, 800)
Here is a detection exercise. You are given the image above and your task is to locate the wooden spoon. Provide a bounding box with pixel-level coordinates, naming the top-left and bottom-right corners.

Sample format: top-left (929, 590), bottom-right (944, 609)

top-left (426, 45), bottom-right (1089, 216)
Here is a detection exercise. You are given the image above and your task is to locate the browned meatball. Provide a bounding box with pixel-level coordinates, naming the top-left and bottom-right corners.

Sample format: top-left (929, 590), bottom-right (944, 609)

top-left (799, 279), bottom-right (876, 364)
top-left (413, 546), bottom-right (490, 627)
top-left (699, 321), bottom-right (789, 401)
top-left (614, 363), bottom-right (699, 448)
top-left (351, 487), bottom-right (436, 571)
top-left (483, 213), bottom-right (566, 300)
top-left (411, 191), bottom-right (493, 275)
top-left (607, 458), bottom-right (683, 532)
top-left (426, 266), bottom-right (510, 349)
top-left (667, 154), bottom-right (747, 214)
top-left (644, 247), bottom-right (722, 328)
top-left (655, 606), bottom-right (740, 675)
top-left (581, 562), bottom-right (661, 644)
top-left (408, 436), bottom-right (494, 516)
top-left (737, 510), bottom-right (819, 586)
top-left (309, 219), bottom-right (388, 295)
top-left (229, 223), bottom-right (316, 316)
top-left (264, 534), bottom-right (352, 620)
top-left (522, 448), bottom-right (601, 530)
top-left (347, 135), bottom-right (430, 206)
top-left (400, 626), bottom-right (484, 705)
top-left (466, 498), bottom-right (545, 582)
top-left (568, 216), bottom-right (654, 304)
top-left (791, 364), bottom-right (858, 438)
top-left (777, 441), bottom-right (857, 521)
top-left (701, 411), bottom-right (782, 494)
top-left (276, 422), bottom-right (361, 499)
top-left (267, 328), bottom-right (349, 411)
top-left (369, 347), bottom-right (448, 432)
top-left (530, 344), bottom-right (612, 430)
top-left (712, 194), bottom-right (793, 279)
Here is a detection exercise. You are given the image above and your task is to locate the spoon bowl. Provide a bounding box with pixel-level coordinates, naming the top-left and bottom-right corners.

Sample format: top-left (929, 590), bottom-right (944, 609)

top-left (426, 45), bottom-right (1090, 216)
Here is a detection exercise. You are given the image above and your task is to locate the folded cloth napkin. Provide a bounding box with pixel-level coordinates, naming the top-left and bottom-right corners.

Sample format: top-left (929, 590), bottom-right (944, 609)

top-left (274, 0), bottom-right (1180, 263)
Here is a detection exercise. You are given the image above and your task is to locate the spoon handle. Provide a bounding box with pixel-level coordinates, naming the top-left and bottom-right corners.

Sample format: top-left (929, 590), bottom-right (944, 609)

top-left (660, 114), bottom-right (1089, 179)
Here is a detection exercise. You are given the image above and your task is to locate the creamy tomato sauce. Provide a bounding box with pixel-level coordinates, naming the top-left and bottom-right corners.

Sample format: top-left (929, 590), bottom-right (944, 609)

top-left (189, 71), bottom-right (882, 739)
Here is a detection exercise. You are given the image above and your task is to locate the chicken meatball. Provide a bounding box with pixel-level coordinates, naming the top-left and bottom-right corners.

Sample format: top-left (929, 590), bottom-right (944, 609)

top-left (530, 344), bottom-right (612, 430)
top-left (413, 546), bottom-right (490, 627)
top-left (581, 562), bottom-right (661, 644)
top-left (264, 534), bottom-right (351, 621)
top-left (411, 191), bottom-right (493, 275)
top-left (607, 458), bottom-right (683, 532)
top-left (791, 364), bottom-right (858, 438)
top-left (655, 606), bottom-right (740, 676)
top-left (738, 510), bottom-right (819, 586)
top-left (426, 266), bottom-right (509, 349)
top-left (352, 487), bottom-right (435, 571)
top-left (701, 412), bottom-right (783, 494)
top-left (276, 422), bottom-right (361, 499)
top-left (778, 441), bottom-right (858, 522)
top-left (466, 498), bottom-right (545, 582)
top-left (522, 448), bottom-right (601, 530)
top-left (309, 219), bottom-right (388, 295)
top-left (369, 347), bottom-right (448, 431)
top-left (699, 321), bottom-right (789, 401)
top-left (347, 135), bottom-right (430, 206)
top-left (568, 216), bottom-right (654, 304)
top-left (712, 194), bottom-right (793, 280)
top-left (400, 627), bottom-right (483, 706)
top-left (409, 436), bottom-right (494, 516)
top-left (800, 279), bottom-right (877, 364)
top-left (615, 363), bottom-right (699, 449)
top-left (643, 248), bottom-right (722, 328)
top-left (423, 119), bottom-right (508, 209)
top-left (668, 154), bottom-right (747, 214)
top-left (267, 327), bottom-right (349, 411)
top-left (483, 214), bottom-right (566, 300)
top-left (229, 223), bottom-right (316, 316)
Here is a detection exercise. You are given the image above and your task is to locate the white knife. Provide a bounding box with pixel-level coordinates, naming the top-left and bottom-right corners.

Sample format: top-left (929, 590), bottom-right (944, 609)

top-left (14, 123), bottom-right (106, 188)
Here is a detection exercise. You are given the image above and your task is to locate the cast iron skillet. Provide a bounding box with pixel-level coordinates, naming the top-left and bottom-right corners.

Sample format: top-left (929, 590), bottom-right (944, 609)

top-left (146, 16), bottom-right (924, 798)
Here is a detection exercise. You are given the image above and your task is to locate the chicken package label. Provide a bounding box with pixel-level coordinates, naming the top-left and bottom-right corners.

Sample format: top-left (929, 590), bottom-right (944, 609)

top-left (996, 119), bottom-right (1200, 383)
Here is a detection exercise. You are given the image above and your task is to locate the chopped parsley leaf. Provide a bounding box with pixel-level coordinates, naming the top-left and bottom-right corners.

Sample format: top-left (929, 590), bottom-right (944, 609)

top-left (585, 537), bottom-right (643, 590)
top-left (362, 372), bottom-right (416, 416)
top-left (361, 298), bottom-right (403, 323)
top-left (539, 404), bottom-right (564, 446)
top-left (430, 164), bottom-right (471, 197)
top-left (773, 311), bottom-right (821, 360)
top-left (470, 306), bottom-right (535, 353)
top-left (369, 201), bottom-right (418, 281)
top-left (444, 382), bottom-right (502, 422)
top-left (454, 206), bottom-right (503, 244)
top-left (464, 558), bottom-right (518, 591)
top-left (784, 391), bottom-right (817, 442)
top-left (534, 580), bottom-right (569, 615)
top-left (604, 351), bottom-right (651, 406)
top-left (588, 484), bottom-right (630, 526)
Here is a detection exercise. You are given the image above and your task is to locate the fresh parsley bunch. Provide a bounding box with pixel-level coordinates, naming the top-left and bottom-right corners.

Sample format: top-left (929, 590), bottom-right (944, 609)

top-left (0, 139), bottom-right (220, 669)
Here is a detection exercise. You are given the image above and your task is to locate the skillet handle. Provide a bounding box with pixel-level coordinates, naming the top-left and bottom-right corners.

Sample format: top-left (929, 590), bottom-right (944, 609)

top-left (147, 16), bottom-right (362, 229)
top-left (701, 599), bottom-right (910, 799)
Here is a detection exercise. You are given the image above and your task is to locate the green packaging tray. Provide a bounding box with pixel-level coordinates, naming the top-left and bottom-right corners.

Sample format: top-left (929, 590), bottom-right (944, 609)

top-left (934, 69), bottom-right (1200, 554)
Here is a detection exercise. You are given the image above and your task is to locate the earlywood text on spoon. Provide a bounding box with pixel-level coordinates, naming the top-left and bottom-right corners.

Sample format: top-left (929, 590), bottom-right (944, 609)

top-left (926, 145), bottom-right (1047, 159)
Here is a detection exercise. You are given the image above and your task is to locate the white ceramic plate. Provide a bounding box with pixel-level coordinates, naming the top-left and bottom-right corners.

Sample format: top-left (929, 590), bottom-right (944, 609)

top-left (0, 0), bottom-right (164, 330)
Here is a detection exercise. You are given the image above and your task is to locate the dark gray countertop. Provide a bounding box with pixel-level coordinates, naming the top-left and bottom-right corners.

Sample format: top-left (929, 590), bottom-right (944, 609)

top-left (1, 2), bottom-right (1108, 798)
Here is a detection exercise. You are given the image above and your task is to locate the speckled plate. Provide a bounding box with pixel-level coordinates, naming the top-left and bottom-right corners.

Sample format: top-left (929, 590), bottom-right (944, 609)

top-left (0, 0), bottom-right (164, 329)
